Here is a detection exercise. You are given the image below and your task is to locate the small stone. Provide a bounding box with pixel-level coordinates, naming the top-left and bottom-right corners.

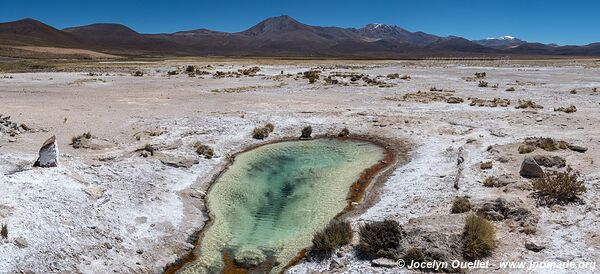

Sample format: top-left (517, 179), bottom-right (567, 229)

top-left (371, 258), bottom-right (397, 268)
top-left (519, 157), bottom-right (544, 178)
top-left (136, 249), bottom-right (144, 254)
top-left (103, 242), bottom-right (113, 249)
top-left (525, 241), bottom-right (545, 252)
top-left (14, 237), bottom-right (28, 248)
top-left (568, 144), bottom-right (588, 153)
top-left (535, 117), bottom-right (543, 122)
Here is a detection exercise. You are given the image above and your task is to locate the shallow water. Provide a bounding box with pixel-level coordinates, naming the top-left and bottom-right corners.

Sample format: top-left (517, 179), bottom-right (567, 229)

top-left (181, 139), bottom-right (384, 273)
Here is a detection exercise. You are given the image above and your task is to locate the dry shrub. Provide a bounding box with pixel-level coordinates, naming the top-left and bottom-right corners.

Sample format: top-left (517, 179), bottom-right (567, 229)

top-left (451, 197), bottom-right (472, 213)
top-left (338, 128), bottom-right (350, 137)
top-left (402, 247), bottom-right (425, 265)
top-left (480, 161), bottom-right (493, 170)
top-left (554, 105), bottom-right (577, 113)
top-left (478, 81), bottom-right (488, 87)
top-left (387, 73), bottom-right (400, 79)
top-left (311, 220), bottom-right (353, 255)
top-left (532, 168), bottom-right (586, 205)
top-left (463, 214), bottom-right (496, 261)
top-left (301, 126), bottom-right (312, 139)
top-left (252, 126), bottom-right (270, 139)
top-left (264, 123), bottom-right (275, 133)
top-left (358, 219), bottom-right (402, 259)
top-left (518, 144), bottom-right (536, 154)
top-left (1, 223), bottom-right (7, 238)
top-left (525, 137), bottom-right (568, 151)
top-left (515, 100), bottom-right (543, 109)
top-left (193, 142), bottom-right (214, 159)
top-left (482, 176), bottom-right (496, 187)
top-left (71, 132), bottom-right (92, 149)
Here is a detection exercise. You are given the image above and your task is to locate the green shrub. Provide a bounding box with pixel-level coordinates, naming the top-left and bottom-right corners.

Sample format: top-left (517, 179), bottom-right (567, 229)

top-left (1, 224), bottom-right (7, 238)
top-left (300, 126), bottom-right (312, 139)
top-left (358, 219), bottom-right (402, 259)
top-left (451, 197), bottom-right (472, 213)
top-left (311, 220), bottom-right (353, 254)
top-left (532, 168), bottom-right (586, 205)
top-left (463, 214), bottom-right (496, 261)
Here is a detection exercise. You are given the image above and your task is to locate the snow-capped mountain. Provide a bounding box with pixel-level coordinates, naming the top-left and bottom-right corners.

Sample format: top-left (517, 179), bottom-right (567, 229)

top-left (473, 35), bottom-right (526, 49)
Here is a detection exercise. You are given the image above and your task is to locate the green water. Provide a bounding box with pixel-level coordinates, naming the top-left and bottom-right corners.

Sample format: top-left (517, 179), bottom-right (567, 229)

top-left (181, 139), bottom-right (384, 273)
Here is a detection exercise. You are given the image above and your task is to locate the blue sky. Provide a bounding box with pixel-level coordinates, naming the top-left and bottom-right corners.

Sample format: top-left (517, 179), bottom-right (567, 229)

top-left (1, 0), bottom-right (598, 45)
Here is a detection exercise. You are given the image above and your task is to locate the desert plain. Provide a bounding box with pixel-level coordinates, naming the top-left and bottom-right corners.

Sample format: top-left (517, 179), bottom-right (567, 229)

top-left (0, 58), bottom-right (599, 273)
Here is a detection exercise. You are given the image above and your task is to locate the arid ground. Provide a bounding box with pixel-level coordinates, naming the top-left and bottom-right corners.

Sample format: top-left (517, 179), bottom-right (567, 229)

top-left (1, 58), bottom-right (599, 273)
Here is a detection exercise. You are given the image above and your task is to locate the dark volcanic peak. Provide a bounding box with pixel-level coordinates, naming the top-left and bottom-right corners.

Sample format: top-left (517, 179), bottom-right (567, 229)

top-left (0, 16), bottom-right (599, 57)
top-left (0, 18), bottom-right (80, 47)
top-left (241, 15), bottom-right (311, 35)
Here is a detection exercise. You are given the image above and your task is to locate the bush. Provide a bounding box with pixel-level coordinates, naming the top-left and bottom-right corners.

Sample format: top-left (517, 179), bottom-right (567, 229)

top-left (474, 72), bottom-right (486, 78)
top-left (554, 105), bottom-right (577, 113)
top-left (532, 168), bottom-right (586, 205)
top-left (143, 144), bottom-right (155, 156)
top-left (478, 80), bottom-right (488, 87)
top-left (311, 220), bottom-right (353, 254)
top-left (338, 128), bottom-right (350, 137)
top-left (264, 123), bottom-right (274, 133)
top-left (402, 247), bottom-right (425, 265)
top-left (71, 132), bottom-right (92, 149)
top-left (358, 219), bottom-right (402, 259)
top-left (252, 127), bottom-right (270, 139)
top-left (300, 126), bottom-right (312, 139)
top-left (463, 214), bottom-right (496, 260)
top-left (193, 142), bottom-right (214, 159)
top-left (518, 144), bottom-right (536, 154)
top-left (387, 73), bottom-right (400, 79)
top-left (303, 71), bottom-right (320, 84)
top-left (480, 161), bottom-right (493, 169)
top-left (451, 197), bottom-right (472, 213)
top-left (185, 65), bottom-right (195, 73)
top-left (482, 176), bottom-right (496, 187)
top-left (1, 223), bottom-right (7, 238)
top-left (132, 71), bottom-right (144, 77)
top-left (525, 137), bottom-right (567, 151)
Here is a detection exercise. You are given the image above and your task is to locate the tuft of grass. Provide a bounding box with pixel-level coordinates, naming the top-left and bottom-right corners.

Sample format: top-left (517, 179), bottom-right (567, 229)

top-left (480, 161), bottom-right (493, 170)
top-left (252, 127), bottom-right (270, 140)
top-left (387, 73), bottom-right (400, 79)
top-left (358, 219), bottom-right (402, 259)
top-left (525, 137), bottom-right (568, 151)
top-left (300, 126), bottom-right (313, 139)
top-left (303, 71), bottom-right (320, 84)
top-left (532, 168), bottom-right (586, 206)
top-left (554, 105), bottom-right (577, 113)
top-left (402, 247), bottom-right (425, 265)
top-left (264, 123), bottom-right (275, 133)
top-left (338, 128), bottom-right (350, 137)
top-left (451, 197), bottom-right (472, 213)
top-left (478, 80), bottom-right (488, 87)
top-left (482, 176), bottom-right (496, 187)
top-left (193, 142), bottom-right (214, 159)
top-left (71, 132), bottom-right (93, 149)
top-left (143, 144), bottom-right (155, 156)
top-left (1, 223), bottom-right (7, 239)
top-left (132, 71), bottom-right (144, 77)
top-left (311, 220), bottom-right (353, 255)
top-left (518, 144), bottom-right (536, 154)
top-left (463, 214), bottom-right (496, 261)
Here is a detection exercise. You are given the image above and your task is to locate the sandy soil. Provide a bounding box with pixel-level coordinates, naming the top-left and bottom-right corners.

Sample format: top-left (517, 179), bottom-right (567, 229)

top-left (0, 59), bottom-right (599, 273)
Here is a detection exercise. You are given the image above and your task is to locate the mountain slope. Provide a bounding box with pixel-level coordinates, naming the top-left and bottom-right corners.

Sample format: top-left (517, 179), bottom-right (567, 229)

top-left (0, 18), bottom-right (80, 47)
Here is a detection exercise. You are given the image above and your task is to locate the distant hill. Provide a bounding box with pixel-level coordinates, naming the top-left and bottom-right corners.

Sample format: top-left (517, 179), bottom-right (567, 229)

top-left (0, 16), bottom-right (598, 58)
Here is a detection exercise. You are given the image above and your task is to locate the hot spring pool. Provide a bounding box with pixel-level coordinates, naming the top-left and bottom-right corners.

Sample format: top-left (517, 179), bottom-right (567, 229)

top-left (180, 138), bottom-right (385, 273)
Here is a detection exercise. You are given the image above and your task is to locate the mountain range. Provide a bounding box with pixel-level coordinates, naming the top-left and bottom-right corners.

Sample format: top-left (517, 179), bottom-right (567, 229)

top-left (1, 15), bottom-right (599, 58)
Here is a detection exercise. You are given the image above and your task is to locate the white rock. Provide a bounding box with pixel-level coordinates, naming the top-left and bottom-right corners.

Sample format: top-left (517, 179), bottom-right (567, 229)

top-left (33, 135), bottom-right (59, 167)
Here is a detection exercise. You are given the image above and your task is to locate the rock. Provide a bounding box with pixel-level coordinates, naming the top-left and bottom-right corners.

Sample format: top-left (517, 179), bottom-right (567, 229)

top-left (519, 157), bottom-right (544, 178)
top-left (33, 135), bottom-right (59, 168)
top-left (14, 237), bottom-right (28, 248)
top-left (157, 153), bottom-right (199, 168)
top-left (446, 97), bottom-right (464, 104)
top-left (136, 249), bottom-right (144, 254)
top-left (371, 257), bottom-right (397, 268)
top-left (83, 186), bottom-right (106, 199)
top-left (103, 242), bottom-right (113, 249)
top-left (533, 155), bottom-right (566, 168)
top-left (233, 247), bottom-right (267, 268)
top-left (329, 258), bottom-right (345, 269)
top-left (535, 117), bottom-right (543, 122)
top-left (525, 241), bottom-right (545, 252)
top-left (568, 144), bottom-right (588, 153)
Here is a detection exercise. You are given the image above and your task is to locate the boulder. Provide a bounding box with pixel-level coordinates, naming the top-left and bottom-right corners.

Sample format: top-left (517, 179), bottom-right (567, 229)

top-left (33, 135), bottom-right (59, 168)
top-left (525, 241), bottom-right (545, 252)
top-left (532, 155), bottom-right (566, 168)
top-left (568, 144), bottom-right (588, 153)
top-left (519, 157), bottom-right (544, 178)
top-left (371, 258), bottom-right (397, 268)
